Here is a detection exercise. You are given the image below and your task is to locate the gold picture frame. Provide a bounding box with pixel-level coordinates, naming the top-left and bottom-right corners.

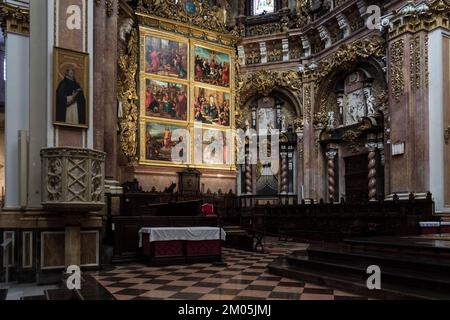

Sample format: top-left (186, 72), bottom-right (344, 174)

top-left (138, 28), bottom-right (236, 171)
top-left (140, 119), bottom-right (191, 167)
top-left (53, 47), bottom-right (89, 128)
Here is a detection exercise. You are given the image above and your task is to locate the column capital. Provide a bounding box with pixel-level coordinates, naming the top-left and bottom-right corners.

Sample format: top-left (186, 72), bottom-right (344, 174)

top-left (0, 3), bottom-right (30, 36)
top-left (326, 149), bottom-right (337, 160)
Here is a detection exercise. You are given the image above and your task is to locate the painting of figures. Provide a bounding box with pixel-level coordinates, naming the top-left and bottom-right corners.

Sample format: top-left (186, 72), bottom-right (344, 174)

top-left (194, 129), bottom-right (231, 166)
top-left (144, 79), bottom-right (188, 121)
top-left (145, 122), bottom-right (188, 163)
top-left (194, 87), bottom-right (230, 127)
top-left (145, 36), bottom-right (188, 79)
top-left (194, 46), bottom-right (230, 88)
top-left (253, 0), bottom-right (275, 15)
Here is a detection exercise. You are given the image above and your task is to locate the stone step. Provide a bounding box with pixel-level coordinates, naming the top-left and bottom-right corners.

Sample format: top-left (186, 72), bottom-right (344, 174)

top-left (268, 258), bottom-right (450, 300)
top-left (284, 252), bottom-right (450, 295)
top-left (305, 245), bottom-right (450, 277)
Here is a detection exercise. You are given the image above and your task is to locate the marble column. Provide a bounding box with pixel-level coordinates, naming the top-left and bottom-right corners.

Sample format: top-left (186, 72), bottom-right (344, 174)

top-left (93, 1), bottom-right (106, 152)
top-left (104, 0), bottom-right (119, 181)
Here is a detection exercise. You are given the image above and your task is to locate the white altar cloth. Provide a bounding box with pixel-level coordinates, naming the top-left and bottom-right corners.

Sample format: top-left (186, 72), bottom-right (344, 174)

top-left (139, 227), bottom-right (227, 247)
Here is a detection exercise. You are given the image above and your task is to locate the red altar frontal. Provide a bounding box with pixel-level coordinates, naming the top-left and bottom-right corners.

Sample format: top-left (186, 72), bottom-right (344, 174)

top-left (139, 227), bottom-right (226, 264)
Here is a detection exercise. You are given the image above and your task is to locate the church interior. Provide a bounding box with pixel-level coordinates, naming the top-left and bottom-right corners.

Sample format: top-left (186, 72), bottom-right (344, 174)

top-left (0, 0), bottom-right (450, 302)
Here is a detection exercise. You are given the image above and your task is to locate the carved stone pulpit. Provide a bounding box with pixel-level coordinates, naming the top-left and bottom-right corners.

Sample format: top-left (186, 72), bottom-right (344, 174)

top-left (41, 148), bottom-right (106, 212)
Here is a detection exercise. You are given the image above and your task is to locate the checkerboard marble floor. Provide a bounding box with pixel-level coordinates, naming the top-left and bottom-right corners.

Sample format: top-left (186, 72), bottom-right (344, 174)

top-left (92, 242), bottom-right (367, 300)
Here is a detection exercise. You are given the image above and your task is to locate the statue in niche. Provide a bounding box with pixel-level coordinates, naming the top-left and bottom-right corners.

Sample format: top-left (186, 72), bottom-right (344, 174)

top-left (119, 18), bottom-right (134, 42)
top-left (280, 115), bottom-right (287, 132)
top-left (364, 87), bottom-right (376, 115)
top-left (327, 111), bottom-right (335, 128)
top-left (337, 96), bottom-right (344, 126)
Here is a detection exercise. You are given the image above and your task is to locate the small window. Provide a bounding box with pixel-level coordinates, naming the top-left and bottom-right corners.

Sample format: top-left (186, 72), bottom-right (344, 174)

top-left (253, 0), bottom-right (275, 15)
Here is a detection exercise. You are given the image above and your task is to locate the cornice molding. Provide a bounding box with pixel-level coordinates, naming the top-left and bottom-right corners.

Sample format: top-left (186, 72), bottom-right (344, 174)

top-left (0, 3), bottom-right (30, 36)
top-left (384, 0), bottom-right (450, 38)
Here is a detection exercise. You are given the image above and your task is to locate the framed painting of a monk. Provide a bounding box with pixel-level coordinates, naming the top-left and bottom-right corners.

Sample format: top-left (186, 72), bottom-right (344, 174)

top-left (53, 47), bottom-right (89, 128)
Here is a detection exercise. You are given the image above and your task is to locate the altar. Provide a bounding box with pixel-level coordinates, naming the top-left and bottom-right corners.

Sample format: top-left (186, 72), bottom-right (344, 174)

top-left (139, 227), bottom-right (227, 264)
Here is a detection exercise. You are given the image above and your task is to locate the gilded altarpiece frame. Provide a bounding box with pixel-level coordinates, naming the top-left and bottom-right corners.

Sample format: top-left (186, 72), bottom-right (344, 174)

top-left (138, 27), bottom-right (236, 171)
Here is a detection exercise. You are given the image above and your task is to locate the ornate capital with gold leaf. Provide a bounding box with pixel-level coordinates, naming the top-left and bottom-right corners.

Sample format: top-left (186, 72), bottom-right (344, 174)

top-left (0, 3), bottom-right (29, 36)
top-left (385, 0), bottom-right (450, 38)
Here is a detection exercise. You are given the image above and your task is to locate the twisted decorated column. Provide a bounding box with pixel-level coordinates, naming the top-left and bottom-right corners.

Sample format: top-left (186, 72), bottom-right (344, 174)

top-left (367, 142), bottom-right (378, 201)
top-left (326, 149), bottom-right (338, 203)
top-left (280, 152), bottom-right (288, 194)
top-left (245, 153), bottom-right (253, 195)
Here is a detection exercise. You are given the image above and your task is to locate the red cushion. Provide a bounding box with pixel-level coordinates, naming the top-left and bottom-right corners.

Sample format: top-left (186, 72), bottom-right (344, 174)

top-left (202, 203), bottom-right (214, 216)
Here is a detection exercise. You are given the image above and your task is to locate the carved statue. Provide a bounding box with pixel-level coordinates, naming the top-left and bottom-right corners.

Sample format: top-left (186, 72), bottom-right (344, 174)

top-left (337, 96), bottom-right (344, 125)
top-left (327, 111), bottom-right (335, 128)
top-left (364, 87), bottom-right (376, 115)
top-left (119, 18), bottom-right (134, 42)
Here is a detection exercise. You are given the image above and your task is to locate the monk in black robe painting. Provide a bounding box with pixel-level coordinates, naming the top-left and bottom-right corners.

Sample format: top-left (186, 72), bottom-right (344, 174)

top-left (56, 69), bottom-right (86, 125)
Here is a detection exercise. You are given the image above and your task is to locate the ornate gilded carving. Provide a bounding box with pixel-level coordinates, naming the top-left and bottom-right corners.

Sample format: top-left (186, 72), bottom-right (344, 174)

top-left (311, 35), bottom-right (386, 84)
top-left (304, 85), bottom-right (312, 123)
top-left (386, 0), bottom-right (450, 38)
top-left (0, 2), bottom-right (30, 35)
top-left (390, 39), bottom-right (405, 102)
top-left (239, 70), bottom-right (302, 105)
top-left (414, 36), bottom-right (421, 89)
top-left (118, 27), bottom-right (139, 162)
top-left (137, 0), bottom-right (228, 34)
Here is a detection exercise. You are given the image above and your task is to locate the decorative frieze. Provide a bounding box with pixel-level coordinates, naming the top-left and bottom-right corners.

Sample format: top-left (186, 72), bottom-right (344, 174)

top-left (390, 39), bottom-right (405, 103)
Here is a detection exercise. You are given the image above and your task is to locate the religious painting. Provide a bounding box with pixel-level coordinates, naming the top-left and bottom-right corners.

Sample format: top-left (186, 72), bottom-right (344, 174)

top-left (53, 47), bottom-right (89, 128)
top-left (144, 35), bottom-right (188, 80)
top-left (253, 0), bottom-right (275, 15)
top-left (193, 128), bottom-right (232, 167)
top-left (193, 86), bottom-right (231, 127)
top-left (144, 78), bottom-right (188, 122)
top-left (145, 122), bottom-right (189, 164)
top-left (194, 45), bottom-right (231, 88)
